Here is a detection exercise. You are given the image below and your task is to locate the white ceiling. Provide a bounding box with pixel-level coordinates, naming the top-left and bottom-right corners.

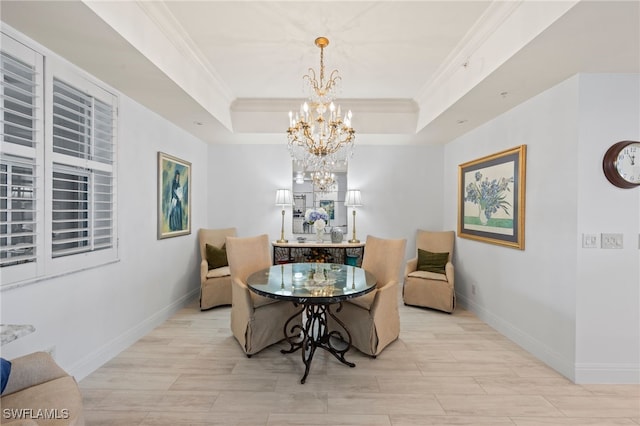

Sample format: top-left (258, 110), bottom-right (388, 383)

top-left (1, 1), bottom-right (638, 146)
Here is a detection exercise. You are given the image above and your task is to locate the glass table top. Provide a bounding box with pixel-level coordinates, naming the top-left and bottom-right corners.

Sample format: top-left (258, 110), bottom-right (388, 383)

top-left (247, 263), bottom-right (377, 304)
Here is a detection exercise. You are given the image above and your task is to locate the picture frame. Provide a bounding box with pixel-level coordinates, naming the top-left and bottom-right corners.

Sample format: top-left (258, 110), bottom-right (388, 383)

top-left (319, 200), bottom-right (335, 220)
top-left (158, 152), bottom-right (191, 239)
top-left (458, 145), bottom-right (526, 250)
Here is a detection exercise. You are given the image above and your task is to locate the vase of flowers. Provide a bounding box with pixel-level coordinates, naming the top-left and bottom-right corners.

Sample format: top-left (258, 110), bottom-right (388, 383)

top-left (464, 171), bottom-right (514, 225)
top-left (305, 208), bottom-right (329, 242)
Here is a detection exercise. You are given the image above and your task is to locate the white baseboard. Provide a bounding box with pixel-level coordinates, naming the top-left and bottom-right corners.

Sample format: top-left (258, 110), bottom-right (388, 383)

top-left (68, 288), bottom-right (199, 381)
top-left (575, 363), bottom-right (640, 384)
top-left (456, 293), bottom-right (576, 382)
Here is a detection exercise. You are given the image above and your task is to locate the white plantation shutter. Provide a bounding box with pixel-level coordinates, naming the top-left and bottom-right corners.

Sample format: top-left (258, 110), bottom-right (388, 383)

top-left (1, 51), bottom-right (38, 148)
top-left (0, 156), bottom-right (37, 266)
top-left (51, 78), bottom-right (114, 258)
top-left (1, 28), bottom-right (118, 286)
top-left (1, 47), bottom-right (40, 270)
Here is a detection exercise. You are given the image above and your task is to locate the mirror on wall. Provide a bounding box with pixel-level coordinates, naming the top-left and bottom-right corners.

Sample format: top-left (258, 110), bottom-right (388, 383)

top-left (292, 163), bottom-right (347, 235)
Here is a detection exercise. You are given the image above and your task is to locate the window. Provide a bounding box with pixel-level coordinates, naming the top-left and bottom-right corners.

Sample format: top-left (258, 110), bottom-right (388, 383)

top-left (1, 30), bottom-right (117, 286)
top-left (51, 79), bottom-right (114, 258)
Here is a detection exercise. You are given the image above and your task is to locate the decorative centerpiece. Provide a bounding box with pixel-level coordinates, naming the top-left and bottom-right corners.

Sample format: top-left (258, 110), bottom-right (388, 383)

top-left (305, 208), bottom-right (329, 242)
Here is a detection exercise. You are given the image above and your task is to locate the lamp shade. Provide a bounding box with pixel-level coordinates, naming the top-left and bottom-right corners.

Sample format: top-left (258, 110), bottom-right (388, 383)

top-left (275, 189), bottom-right (292, 206)
top-left (344, 189), bottom-right (362, 207)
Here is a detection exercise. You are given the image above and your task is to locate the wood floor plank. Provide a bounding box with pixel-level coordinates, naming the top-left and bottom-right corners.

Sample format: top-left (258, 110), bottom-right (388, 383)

top-left (79, 297), bottom-right (640, 425)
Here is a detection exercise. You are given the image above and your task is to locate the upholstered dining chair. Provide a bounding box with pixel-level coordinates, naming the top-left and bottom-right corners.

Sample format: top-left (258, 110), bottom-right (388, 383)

top-left (198, 227), bottom-right (237, 310)
top-left (403, 230), bottom-right (456, 313)
top-left (328, 235), bottom-right (407, 357)
top-left (225, 234), bottom-right (301, 357)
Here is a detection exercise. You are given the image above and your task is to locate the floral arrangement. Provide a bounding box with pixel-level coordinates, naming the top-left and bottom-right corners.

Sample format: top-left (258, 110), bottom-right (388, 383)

top-left (465, 171), bottom-right (514, 223)
top-left (304, 208), bottom-right (329, 224)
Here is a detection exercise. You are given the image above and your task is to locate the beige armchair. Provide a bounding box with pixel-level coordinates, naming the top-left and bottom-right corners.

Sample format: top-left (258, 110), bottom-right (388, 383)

top-left (1, 351), bottom-right (84, 425)
top-left (226, 234), bottom-right (302, 356)
top-left (328, 235), bottom-right (407, 357)
top-left (198, 228), bottom-right (237, 310)
top-left (403, 230), bottom-right (455, 313)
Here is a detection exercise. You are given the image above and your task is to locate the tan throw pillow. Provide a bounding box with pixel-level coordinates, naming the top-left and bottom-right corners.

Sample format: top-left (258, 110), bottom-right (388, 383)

top-left (417, 248), bottom-right (448, 273)
top-left (205, 243), bottom-right (228, 270)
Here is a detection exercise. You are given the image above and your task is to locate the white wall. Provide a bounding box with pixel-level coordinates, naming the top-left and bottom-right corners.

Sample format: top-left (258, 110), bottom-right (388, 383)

top-left (206, 141), bottom-right (444, 260)
top-left (575, 74), bottom-right (640, 383)
top-left (1, 95), bottom-right (209, 380)
top-left (444, 74), bottom-right (639, 383)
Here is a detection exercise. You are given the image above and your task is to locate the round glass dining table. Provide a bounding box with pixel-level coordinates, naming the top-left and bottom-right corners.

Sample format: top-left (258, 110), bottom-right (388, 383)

top-left (247, 262), bottom-right (376, 383)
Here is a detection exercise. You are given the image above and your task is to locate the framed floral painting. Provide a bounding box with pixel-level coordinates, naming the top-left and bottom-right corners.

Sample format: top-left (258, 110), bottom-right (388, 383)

top-left (158, 152), bottom-right (191, 239)
top-left (458, 145), bottom-right (526, 249)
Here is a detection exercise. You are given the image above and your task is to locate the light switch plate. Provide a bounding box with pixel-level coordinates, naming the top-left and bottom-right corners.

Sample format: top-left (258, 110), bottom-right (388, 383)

top-left (601, 233), bottom-right (623, 249)
top-left (582, 234), bottom-right (598, 248)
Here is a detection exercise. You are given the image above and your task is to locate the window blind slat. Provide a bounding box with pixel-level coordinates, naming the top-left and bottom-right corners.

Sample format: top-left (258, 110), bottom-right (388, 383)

top-left (0, 253), bottom-right (37, 266)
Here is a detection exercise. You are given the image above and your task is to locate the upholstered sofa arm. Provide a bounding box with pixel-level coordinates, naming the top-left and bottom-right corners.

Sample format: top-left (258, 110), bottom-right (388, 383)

top-left (200, 259), bottom-right (209, 283)
top-left (371, 281), bottom-right (398, 315)
top-left (2, 352), bottom-right (68, 397)
top-left (231, 279), bottom-right (253, 315)
top-left (405, 257), bottom-right (418, 276)
top-left (445, 262), bottom-right (454, 286)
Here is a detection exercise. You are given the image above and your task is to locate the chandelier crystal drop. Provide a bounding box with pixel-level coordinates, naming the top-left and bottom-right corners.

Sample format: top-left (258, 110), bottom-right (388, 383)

top-left (287, 37), bottom-right (355, 176)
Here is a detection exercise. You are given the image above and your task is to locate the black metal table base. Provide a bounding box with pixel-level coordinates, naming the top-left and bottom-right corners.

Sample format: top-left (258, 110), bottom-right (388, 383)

top-left (281, 302), bottom-right (354, 384)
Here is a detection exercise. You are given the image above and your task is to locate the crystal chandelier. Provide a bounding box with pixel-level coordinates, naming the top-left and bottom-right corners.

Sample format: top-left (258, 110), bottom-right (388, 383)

top-left (310, 164), bottom-right (337, 193)
top-left (287, 37), bottom-right (355, 177)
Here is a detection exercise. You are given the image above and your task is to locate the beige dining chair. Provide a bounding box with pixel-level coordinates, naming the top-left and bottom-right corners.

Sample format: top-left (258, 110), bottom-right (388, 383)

top-left (225, 234), bottom-right (302, 356)
top-left (403, 230), bottom-right (456, 313)
top-left (327, 235), bottom-right (407, 357)
top-left (198, 227), bottom-right (237, 310)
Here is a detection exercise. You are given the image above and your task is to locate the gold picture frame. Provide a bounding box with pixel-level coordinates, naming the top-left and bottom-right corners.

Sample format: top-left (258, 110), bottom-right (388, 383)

top-left (458, 145), bottom-right (526, 250)
top-left (158, 152), bottom-right (191, 239)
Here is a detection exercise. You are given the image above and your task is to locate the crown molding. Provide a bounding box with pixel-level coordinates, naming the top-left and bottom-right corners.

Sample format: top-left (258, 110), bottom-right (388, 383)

top-left (82, 0), bottom-right (235, 130)
top-left (414, 0), bottom-right (579, 131)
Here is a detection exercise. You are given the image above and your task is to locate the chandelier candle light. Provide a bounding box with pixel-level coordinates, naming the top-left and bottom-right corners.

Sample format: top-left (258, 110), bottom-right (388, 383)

top-left (344, 189), bottom-right (362, 243)
top-left (275, 189), bottom-right (292, 243)
top-left (287, 37), bottom-right (355, 191)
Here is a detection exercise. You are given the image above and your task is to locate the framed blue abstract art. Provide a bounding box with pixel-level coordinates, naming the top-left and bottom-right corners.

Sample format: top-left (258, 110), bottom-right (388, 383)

top-left (158, 152), bottom-right (191, 239)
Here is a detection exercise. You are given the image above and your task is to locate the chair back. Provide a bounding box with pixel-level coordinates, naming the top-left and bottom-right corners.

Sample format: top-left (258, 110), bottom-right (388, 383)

top-left (199, 227), bottom-right (237, 261)
top-left (361, 235), bottom-right (407, 288)
top-left (226, 234), bottom-right (272, 283)
top-left (416, 230), bottom-right (455, 262)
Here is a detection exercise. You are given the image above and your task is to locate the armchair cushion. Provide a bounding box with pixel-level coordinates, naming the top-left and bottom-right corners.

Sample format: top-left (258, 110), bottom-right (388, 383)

top-left (205, 243), bottom-right (228, 269)
top-left (417, 249), bottom-right (449, 273)
top-left (407, 270), bottom-right (448, 281)
top-left (205, 266), bottom-right (231, 279)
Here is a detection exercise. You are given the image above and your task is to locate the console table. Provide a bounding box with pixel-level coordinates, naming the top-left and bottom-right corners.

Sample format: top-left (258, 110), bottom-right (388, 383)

top-left (272, 241), bottom-right (365, 266)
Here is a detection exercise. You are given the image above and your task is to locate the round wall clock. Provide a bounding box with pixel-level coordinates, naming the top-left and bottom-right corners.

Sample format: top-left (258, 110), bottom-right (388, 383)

top-left (602, 140), bottom-right (640, 188)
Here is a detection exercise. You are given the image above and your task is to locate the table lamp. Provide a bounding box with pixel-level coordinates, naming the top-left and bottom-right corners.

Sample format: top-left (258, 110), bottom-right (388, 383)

top-left (344, 189), bottom-right (362, 243)
top-left (275, 189), bottom-right (292, 243)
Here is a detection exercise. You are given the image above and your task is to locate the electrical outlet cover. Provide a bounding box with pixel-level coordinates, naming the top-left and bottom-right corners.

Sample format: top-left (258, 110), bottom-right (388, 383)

top-left (582, 234), bottom-right (598, 248)
top-left (601, 233), bottom-right (623, 249)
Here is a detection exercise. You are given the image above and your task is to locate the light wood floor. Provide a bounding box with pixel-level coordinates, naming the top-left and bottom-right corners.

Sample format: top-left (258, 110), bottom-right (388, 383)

top-left (80, 297), bottom-right (640, 426)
